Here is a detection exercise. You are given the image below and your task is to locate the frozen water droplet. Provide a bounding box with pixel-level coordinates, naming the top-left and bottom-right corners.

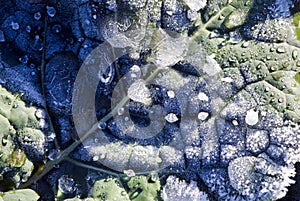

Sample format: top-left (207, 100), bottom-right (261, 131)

top-left (47, 132), bottom-right (56, 142)
top-left (19, 55), bottom-right (29, 64)
top-left (32, 35), bottom-right (43, 51)
top-left (167, 90), bottom-right (175, 98)
top-left (128, 79), bottom-right (152, 106)
top-left (203, 54), bottom-right (221, 76)
top-left (197, 112), bottom-right (209, 120)
top-left (245, 109), bottom-right (259, 126)
top-left (198, 92), bottom-right (209, 101)
top-left (98, 121), bottom-right (107, 130)
top-left (232, 120), bottom-right (239, 126)
top-left (124, 169), bottom-right (136, 177)
top-left (11, 22), bottom-right (19, 30)
top-left (0, 30), bottom-right (5, 42)
top-left (182, 0), bottom-right (207, 11)
top-left (34, 12), bottom-right (41, 20)
top-left (242, 42), bottom-right (249, 48)
top-left (52, 24), bottom-right (61, 33)
top-left (98, 65), bottom-right (115, 85)
top-left (47, 6), bottom-right (56, 17)
top-left (118, 107), bottom-right (124, 115)
top-left (93, 155), bottom-right (99, 161)
top-left (276, 47), bottom-right (285, 53)
top-left (130, 65), bottom-right (141, 79)
top-left (35, 109), bottom-right (46, 119)
top-left (58, 175), bottom-right (77, 194)
top-left (48, 150), bottom-right (60, 160)
top-left (187, 10), bottom-right (198, 21)
top-left (26, 25), bottom-right (31, 33)
top-left (221, 77), bottom-right (233, 83)
top-left (39, 119), bottom-right (48, 129)
top-left (165, 113), bottom-right (178, 123)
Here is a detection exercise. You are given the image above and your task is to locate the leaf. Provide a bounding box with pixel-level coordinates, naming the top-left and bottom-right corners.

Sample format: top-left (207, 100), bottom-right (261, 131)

top-left (0, 189), bottom-right (40, 201)
top-left (0, 85), bottom-right (48, 188)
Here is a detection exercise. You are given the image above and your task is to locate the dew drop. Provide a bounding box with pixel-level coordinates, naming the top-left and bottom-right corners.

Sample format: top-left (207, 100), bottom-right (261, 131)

top-left (11, 22), bottom-right (19, 30)
top-left (34, 12), bottom-right (41, 20)
top-left (232, 120), bottom-right (239, 126)
top-left (165, 113), bottom-right (178, 123)
top-left (47, 6), bottom-right (56, 17)
top-left (292, 50), bottom-right (298, 60)
top-left (48, 149), bottom-right (60, 160)
top-left (124, 169), bottom-right (136, 177)
top-left (98, 121), bottom-right (107, 130)
top-left (58, 175), bottom-right (77, 194)
top-left (276, 47), bottom-right (285, 53)
top-left (0, 30), bottom-right (5, 42)
top-left (198, 92), bottom-right (209, 101)
top-left (167, 90), bottom-right (175, 98)
top-left (245, 109), bottom-right (259, 126)
top-left (118, 107), bottom-right (124, 115)
top-left (198, 112), bottom-right (209, 120)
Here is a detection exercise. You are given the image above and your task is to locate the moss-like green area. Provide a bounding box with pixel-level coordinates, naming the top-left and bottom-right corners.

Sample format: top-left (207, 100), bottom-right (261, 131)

top-left (0, 85), bottom-right (46, 189)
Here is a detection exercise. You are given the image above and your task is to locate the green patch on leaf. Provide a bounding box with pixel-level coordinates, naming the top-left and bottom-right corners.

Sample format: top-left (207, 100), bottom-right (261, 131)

top-left (0, 189), bottom-right (39, 201)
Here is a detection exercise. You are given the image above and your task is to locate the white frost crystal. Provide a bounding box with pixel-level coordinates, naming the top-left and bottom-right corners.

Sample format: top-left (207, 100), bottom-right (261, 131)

top-left (165, 113), bottom-right (179, 123)
top-left (198, 92), bottom-right (209, 101)
top-left (198, 112), bottom-right (209, 120)
top-left (203, 54), bottom-right (222, 76)
top-left (228, 156), bottom-right (296, 200)
top-left (128, 79), bottom-right (152, 106)
top-left (245, 109), bottom-right (259, 126)
top-left (182, 0), bottom-right (207, 11)
top-left (162, 176), bottom-right (209, 201)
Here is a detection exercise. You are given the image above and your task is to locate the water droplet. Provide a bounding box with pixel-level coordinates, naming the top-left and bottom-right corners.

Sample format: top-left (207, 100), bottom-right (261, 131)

top-left (52, 24), bottom-right (61, 33)
top-left (58, 175), bottom-right (77, 194)
top-left (198, 92), bottom-right (209, 101)
top-left (47, 6), bottom-right (56, 17)
top-left (98, 121), bottom-right (107, 130)
top-left (34, 12), bottom-right (41, 20)
top-left (47, 132), bottom-right (56, 142)
top-left (26, 25), bottom-right (31, 33)
top-left (11, 22), bottom-right (19, 30)
top-left (0, 30), bottom-right (5, 42)
top-left (48, 150), bottom-right (60, 160)
top-left (242, 41), bottom-right (249, 48)
top-left (292, 50), bottom-right (298, 60)
top-left (32, 35), bottom-right (43, 51)
top-left (245, 109), bottom-right (259, 126)
top-left (198, 112), bottom-right (209, 120)
top-left (39, 119), bottom-right (48, 128)
top-left (276, 47), bottom-right (285, 53)
top-left (117, 107), bottom-right (124, 115)
top-left (93, 155), bottom-right (99, 161)
top-left (165, 113), bottom-right (178, 123)
top-left (221, 77), bottom-right (233, 83)
top-left (232, 120), bottom-right (239, 126)
top-left (167, 90), bottom-right (175, 98)
top-left (35, 109), bottom-right (46, 119)
top-left (124, 169), bottom-right (136, 177)
top-left (19, 55), bottom-right (29, 64)
top-left (130, 65), bottom-right (141, 79)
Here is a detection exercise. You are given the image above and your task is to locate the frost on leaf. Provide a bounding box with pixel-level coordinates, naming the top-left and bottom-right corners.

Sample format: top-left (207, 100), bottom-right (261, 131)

top-left (162, 176), bottom-right (209, 201)
top-left (0, 85), bottom-right (48, 188)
